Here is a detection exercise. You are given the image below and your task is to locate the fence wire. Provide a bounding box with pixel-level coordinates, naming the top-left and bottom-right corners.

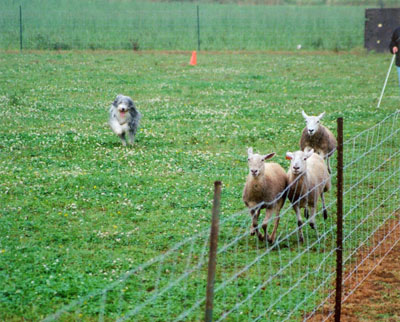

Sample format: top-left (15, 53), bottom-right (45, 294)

top-left (0, 1), bottom-right (366, 51)
top-left (310, 109), bottom-right (400, 321)
top-left (43, 110), bottom-right (399, 321)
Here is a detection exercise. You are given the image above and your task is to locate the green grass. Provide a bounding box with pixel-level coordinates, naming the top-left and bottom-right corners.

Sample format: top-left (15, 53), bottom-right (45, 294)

top-left (0, 0), bottom-right (367, 51)
top-left (0, 50), bottom-right (399, 321)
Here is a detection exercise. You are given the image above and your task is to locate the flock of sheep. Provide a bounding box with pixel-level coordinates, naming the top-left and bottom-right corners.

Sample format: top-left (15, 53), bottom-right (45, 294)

top-left (243, 111), bottom-right (337, 244)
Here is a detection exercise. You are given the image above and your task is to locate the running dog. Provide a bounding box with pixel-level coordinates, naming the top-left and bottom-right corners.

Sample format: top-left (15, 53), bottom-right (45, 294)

top-left (109, 94), bottom-right (141, 146)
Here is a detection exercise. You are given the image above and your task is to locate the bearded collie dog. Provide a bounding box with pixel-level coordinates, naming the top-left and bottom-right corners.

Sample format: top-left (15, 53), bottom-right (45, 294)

top-left (109, 94), bottom-right (141, 146)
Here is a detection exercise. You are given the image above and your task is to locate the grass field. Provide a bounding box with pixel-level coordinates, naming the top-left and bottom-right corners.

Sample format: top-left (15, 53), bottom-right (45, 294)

top-left (0, 50), bottom-right (399, 321)
top-left (0, 0), bottom-right (367, 51)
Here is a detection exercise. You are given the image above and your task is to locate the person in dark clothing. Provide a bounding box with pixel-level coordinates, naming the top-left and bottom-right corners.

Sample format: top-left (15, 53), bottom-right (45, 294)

top-left (389, 26), bottom-right (400, 88)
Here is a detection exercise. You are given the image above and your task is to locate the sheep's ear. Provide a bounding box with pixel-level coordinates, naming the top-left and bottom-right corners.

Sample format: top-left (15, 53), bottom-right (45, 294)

top-left (305, 149), bottom-right (314, 159)
top-left (318, 111), bottom-right (326, 120)
top-left (286, 152), bottom-right (293, 160)
top-left (262, 152), bottom-right (275, 161)
top-left (247, 147), bottom-right (253, 156)
top-left (302, 110), bottom-right (308, 119)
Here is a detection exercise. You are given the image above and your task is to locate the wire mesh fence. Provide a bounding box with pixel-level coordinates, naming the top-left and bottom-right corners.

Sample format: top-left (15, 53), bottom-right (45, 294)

top-left (0, 1), bottom-right (368, 51)
top-left (42, 110), bottom-right (400, 321)
top-left (340, 109), bottom-right (400, 307)
top-left (309, 109), bottom-right (400, 321)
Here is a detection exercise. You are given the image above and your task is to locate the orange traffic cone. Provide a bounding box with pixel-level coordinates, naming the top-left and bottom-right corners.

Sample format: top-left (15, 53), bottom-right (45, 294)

top-left (189, 51), bottom-right (197, 66)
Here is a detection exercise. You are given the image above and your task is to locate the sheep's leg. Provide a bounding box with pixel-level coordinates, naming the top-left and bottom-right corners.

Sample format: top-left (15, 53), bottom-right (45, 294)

top-left (327, 157), bottom-right (332, 174)
top-left (250, 208), bottom-right (263, 241)
top-left (267, 208), bottom-right (281, 244)
top-left (294, 205), bottom-right (304, 243)
top-left (304, 208), bottom-right (309, 219)
top-left (321, 193), bottom-right (328, 220)
top-left (309, 201), bottom-right (317, 231)
top-left (261, 208), bottom-right (274, 243)
top-left (250, 208), bottom-right (258, 236)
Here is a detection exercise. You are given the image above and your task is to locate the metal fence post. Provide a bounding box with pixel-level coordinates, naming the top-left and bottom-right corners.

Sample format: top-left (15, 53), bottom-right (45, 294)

top-left (335, 117), bottom-right (344, 322)
top-left (19, 5), bottom-right (23, 52)
top-left (205, 181), bottom-right (222, 322)
top-left (197, 5), bottom-right (201, 51)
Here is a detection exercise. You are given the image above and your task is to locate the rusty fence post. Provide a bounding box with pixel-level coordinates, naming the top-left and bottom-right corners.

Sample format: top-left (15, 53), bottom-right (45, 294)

top-left (205, 181), bottom-right (222, 322)
top-left (335, 117), bottom-right (344, 322)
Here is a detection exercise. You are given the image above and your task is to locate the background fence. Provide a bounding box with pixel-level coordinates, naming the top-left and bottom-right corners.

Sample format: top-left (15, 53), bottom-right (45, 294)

top-left (42, 110), bottom-right (400, 321)
top-left (0, 0), bottom-right (380, 51)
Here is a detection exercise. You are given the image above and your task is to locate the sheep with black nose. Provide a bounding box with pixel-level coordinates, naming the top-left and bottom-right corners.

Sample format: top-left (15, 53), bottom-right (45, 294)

top-left (242, 148), bottom-right (288, 243)
top-left (286, 149), bottom-right (331, 242)
top-left (300, 111), bottom-right (337, 174)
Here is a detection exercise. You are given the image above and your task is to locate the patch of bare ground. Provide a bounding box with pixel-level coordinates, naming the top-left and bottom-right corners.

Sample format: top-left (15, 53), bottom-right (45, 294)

top-left (308, 215), bottom-right (400, 321)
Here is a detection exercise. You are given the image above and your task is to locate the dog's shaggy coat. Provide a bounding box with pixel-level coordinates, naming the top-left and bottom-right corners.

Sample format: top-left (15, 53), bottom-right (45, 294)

top-left (109, 94), bottom-right (141, 146)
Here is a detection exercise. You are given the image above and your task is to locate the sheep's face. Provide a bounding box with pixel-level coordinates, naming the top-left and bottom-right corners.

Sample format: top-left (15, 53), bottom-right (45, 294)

top-left (286, 150), bottom-right (314, 175)
top-left (302, 110), bottom-right (325, 136)
top-left (247, 148), bottom-right (275, 178)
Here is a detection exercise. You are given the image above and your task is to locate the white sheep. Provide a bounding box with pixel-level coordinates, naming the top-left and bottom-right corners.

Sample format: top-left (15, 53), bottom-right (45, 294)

top-left (300, 111), bottom-right (337, 174)
top-left (242, 148), bottom-right (288, 243)
top-left (286, 149), bottom-right (331, 242)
